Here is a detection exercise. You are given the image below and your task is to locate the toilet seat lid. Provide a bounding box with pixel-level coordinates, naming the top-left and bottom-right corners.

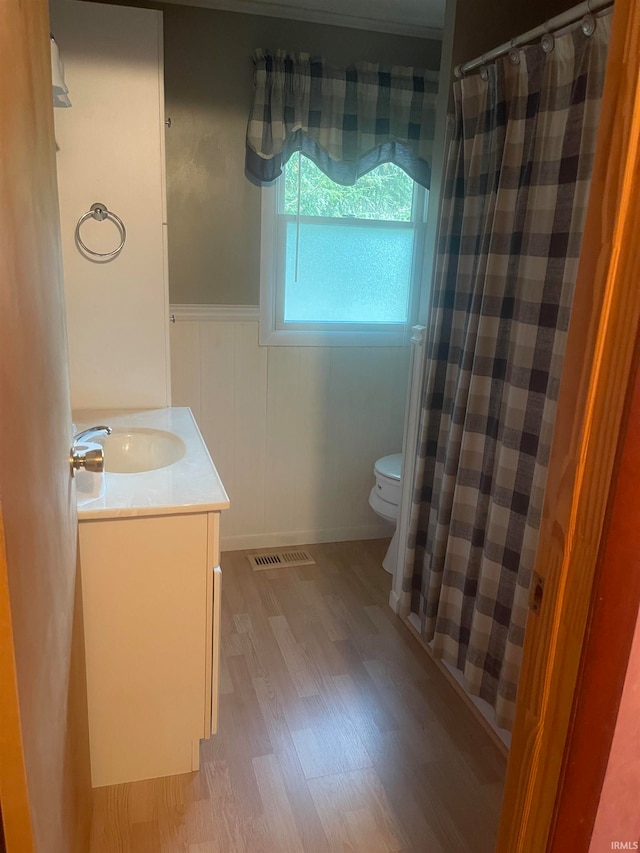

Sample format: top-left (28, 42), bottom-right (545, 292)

top-left (374, 453), bottom-right (402, 481)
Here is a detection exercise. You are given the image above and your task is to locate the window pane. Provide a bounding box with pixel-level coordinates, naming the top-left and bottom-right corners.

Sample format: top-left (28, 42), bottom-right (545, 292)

top-left (284, 155), bottom-right (414, 222)
top-left (283, 221), bottom-right (413, 324)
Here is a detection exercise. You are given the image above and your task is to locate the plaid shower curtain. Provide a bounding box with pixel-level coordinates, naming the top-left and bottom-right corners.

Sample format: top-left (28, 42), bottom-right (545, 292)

top-left (245, 49), bottom-right (439, 187)
top-left (401, 16), bottom-right (611, 730)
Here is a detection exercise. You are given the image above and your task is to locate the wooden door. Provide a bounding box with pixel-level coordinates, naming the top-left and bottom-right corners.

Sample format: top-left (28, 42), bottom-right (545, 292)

top-left (496, 0), bottom-right (640, 849)
top-left (548, 352), bottom-right (640, 849)
top-left (0, 1), bottom-right (91, 851)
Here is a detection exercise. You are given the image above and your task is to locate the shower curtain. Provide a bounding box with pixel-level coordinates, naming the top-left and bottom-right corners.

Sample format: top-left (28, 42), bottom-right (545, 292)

top-left (401, 15), bottom-right (611, 730)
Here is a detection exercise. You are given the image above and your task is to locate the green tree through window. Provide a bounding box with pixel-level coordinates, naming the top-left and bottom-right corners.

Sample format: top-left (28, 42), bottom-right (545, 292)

top-left (284, 154), bottom-right (414, 221)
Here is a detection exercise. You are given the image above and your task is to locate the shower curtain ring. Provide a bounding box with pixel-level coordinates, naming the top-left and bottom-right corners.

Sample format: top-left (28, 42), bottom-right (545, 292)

top-left (538, 19), bottom-right (554, 54)
top-left (581, 0), bottom-right (597, 35)
top-left (540, 22), bottom-right (555, 54)
top-left (508, 38), bottom-right (520, 65)
top-left (582, 12), bottom-right (597, 35)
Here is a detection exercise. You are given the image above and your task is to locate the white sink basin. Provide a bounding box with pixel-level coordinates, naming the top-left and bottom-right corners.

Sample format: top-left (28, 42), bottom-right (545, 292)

top-left (97, 428), bottom-right (186, 474)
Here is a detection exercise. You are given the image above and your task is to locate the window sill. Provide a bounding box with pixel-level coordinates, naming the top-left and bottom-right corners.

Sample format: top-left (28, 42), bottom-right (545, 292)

top-left (258, 326), bottom-right (413, 347)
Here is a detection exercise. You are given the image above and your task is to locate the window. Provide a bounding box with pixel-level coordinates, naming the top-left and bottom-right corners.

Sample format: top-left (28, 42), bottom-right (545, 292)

top-left (260, 154), bottom-right (428, 345)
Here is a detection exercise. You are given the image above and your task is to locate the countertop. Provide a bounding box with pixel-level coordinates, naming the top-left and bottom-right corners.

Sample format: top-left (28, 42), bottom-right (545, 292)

top-left (73, 407), bottom-right (230, 521)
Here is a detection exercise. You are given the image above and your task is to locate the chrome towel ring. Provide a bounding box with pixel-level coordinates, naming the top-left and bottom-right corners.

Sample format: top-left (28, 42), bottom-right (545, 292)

top-left (75, 202), bottom-right (126, 260)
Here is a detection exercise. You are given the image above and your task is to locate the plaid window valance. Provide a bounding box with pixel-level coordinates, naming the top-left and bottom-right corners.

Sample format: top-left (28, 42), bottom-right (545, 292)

top-left (245, 49), bottom-right (439, 188)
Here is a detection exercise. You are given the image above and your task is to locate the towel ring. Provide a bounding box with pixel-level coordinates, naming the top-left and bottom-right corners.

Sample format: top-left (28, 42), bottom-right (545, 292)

top-left (75, 202), bottom-right (126, 260)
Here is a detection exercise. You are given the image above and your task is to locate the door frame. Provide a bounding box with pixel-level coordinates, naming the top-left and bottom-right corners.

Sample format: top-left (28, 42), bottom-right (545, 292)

top-left (549, 345), bottom-right (640, 850)
top-left (0, 510), bottom-right (34, 851)
top-left (496, 0), bottom-right (640, 848)
top-left (0, 0), bottom-right (91, 849)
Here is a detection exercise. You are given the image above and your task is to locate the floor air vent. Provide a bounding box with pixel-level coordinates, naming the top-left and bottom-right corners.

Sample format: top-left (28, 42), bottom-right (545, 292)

top-left (247, 549), bottom-right (315, 571)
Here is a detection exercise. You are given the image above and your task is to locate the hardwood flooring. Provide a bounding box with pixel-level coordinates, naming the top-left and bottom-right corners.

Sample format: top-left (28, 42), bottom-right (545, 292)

top-left (90, 540), bottom-right (506, 852)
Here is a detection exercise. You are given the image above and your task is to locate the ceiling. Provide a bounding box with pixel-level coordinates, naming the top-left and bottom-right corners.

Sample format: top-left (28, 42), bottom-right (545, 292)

top-left (164, 0), bottom-right (446, 39)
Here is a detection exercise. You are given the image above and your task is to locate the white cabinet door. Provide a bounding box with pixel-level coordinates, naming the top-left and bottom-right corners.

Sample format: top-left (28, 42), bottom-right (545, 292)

top-left (80, 513), bottom-right (208, 787)
top-left (51, 0), bottom-right (169, 410)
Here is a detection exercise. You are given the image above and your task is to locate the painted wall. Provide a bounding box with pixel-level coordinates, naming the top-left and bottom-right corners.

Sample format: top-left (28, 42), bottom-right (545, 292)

top-left (452, 0), bottom-right (578, 69)
top-left (160, 5), bottom-right (442, 305)
top-left (69, 2), bottom-right (436, 548)
top-left (52, 0), bottom-right (171, 410)
top-left (588, 607), bottom-right (640, 851)
top-left (152, 6), bottom-right (437, 546)
top-left (170, 314), bottom-right (409, 549)
top-left (90, 0), bottom-right (569, 310)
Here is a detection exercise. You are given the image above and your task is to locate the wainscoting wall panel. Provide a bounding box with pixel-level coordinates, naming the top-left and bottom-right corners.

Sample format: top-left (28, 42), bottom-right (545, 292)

top-left (170, 307), bottom-right (410, 550)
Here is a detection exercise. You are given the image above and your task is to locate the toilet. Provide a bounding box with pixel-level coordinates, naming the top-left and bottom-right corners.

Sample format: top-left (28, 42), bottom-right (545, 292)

top-left (369, 453), bottom-right (402, 574)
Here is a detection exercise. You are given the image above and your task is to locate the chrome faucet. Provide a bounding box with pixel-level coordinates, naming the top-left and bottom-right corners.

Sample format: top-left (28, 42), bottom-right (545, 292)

top-left (70, 425), bottom-right (112, 476)
top-left (73, 425), bottom-right (112, 444)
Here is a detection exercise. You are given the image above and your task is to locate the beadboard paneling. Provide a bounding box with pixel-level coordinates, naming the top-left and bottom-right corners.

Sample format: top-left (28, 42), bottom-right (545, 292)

top-left (170, 315), bottom-right (410, 549)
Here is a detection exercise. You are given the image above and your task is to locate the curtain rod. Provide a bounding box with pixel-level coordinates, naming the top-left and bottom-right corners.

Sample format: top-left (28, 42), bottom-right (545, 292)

top-left (454, 0), bottom-right (614, 78)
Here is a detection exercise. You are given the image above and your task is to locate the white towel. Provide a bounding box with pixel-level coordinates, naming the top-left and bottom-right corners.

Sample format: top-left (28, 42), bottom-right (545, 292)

top-left (51, 36), bottom-right (71, 108)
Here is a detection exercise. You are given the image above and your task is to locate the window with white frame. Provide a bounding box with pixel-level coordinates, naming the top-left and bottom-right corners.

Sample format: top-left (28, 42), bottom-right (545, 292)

top-left (260, 153), bottom-right (428, 346)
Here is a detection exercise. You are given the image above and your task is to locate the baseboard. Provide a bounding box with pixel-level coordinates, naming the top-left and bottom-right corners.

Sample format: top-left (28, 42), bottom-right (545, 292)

top-left (388, 588), bottom-right (402, 613)
top-left (221, 524), bottom-right (391, 552)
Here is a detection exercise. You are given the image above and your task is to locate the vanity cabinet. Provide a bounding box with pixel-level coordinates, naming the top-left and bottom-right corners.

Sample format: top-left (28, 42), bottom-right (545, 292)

top-left (79, 510), bottom-right (222, 787)
top-left (75, 407), bottom-right (229, 788)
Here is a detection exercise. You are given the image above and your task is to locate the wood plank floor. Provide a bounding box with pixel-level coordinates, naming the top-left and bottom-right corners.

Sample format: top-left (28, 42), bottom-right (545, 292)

top-left (90, 540), bottom-right (506, 852)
